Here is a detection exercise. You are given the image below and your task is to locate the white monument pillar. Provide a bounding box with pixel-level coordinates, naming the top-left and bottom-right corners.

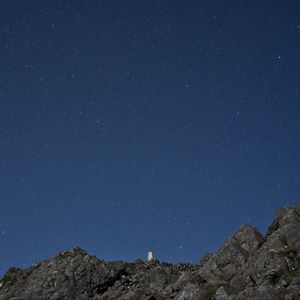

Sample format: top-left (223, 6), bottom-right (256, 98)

top-left (147, 251), bottom-right (155, 262)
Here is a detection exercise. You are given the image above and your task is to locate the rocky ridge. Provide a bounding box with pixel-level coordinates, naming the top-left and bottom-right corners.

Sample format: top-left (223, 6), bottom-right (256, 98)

top-left (0, 205), bottom-right (300, 299)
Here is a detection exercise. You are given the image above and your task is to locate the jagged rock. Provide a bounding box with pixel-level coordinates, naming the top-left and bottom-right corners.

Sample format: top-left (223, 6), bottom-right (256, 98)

top-left (197, 224), bottom-right (264, 284)
top-left (234, 207), bottom-right (300, 288)
top-left (267, 205), bottom-right (300, 237)
top-left (215, 286), bottom-right (230, 300)
top-left (229, 205), bottom-right (300, 299)
top-left (197, 252), bottom-right (213, 267)
top-left (0, 205), bottom-right (300, 299)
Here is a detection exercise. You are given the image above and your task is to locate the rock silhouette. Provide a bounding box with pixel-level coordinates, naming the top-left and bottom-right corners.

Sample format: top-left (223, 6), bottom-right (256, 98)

top-left (1, 205), bottom-right (300, 299)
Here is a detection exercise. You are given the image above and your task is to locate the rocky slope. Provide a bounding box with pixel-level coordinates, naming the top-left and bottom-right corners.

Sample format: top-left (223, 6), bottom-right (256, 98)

top-left (0, 205), bottom-right (300, 300)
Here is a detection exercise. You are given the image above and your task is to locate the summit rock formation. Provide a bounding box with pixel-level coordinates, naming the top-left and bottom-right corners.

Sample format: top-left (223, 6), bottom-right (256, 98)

top-left (0, 205), bottom-right (300, 299)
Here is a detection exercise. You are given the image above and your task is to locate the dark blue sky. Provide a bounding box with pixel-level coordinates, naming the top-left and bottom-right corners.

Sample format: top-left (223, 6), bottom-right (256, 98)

top-left (1, 0), bottom-right (300, 275)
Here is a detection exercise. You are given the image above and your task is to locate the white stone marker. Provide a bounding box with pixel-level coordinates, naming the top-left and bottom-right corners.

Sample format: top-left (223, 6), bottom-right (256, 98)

top-left (147, 251), bottom-right (155, 262)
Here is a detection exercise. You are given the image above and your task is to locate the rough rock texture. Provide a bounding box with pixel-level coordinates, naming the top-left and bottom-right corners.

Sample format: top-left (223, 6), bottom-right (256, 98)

top-left (1, 205), bottom-right (300, 299)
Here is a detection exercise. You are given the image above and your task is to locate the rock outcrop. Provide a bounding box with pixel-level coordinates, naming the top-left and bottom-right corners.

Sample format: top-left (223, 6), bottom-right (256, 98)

top-left (1, 205), bottom-right (300, 299)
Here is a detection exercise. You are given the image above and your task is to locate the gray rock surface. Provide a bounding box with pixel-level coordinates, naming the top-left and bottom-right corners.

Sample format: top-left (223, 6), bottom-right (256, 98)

top-left (1, 205), bottom-right (300, 299)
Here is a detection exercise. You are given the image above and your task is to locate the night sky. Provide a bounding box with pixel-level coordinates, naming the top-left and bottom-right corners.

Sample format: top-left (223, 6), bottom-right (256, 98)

top-left (1, 0), bottom-right (300, 275)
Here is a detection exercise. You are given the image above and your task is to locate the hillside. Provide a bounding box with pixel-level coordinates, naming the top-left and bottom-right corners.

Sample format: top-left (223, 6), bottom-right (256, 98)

top-left (1, 205), bottom-right (300, 299)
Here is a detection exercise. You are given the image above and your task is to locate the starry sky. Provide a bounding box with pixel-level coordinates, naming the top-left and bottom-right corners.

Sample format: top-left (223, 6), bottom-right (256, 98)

top-left (1, 0), bottom-right (300, 275)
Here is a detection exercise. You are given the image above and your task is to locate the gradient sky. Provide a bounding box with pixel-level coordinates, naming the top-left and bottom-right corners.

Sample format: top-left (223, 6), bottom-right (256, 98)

top-left (1, 0), bottom-right (300, 275)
